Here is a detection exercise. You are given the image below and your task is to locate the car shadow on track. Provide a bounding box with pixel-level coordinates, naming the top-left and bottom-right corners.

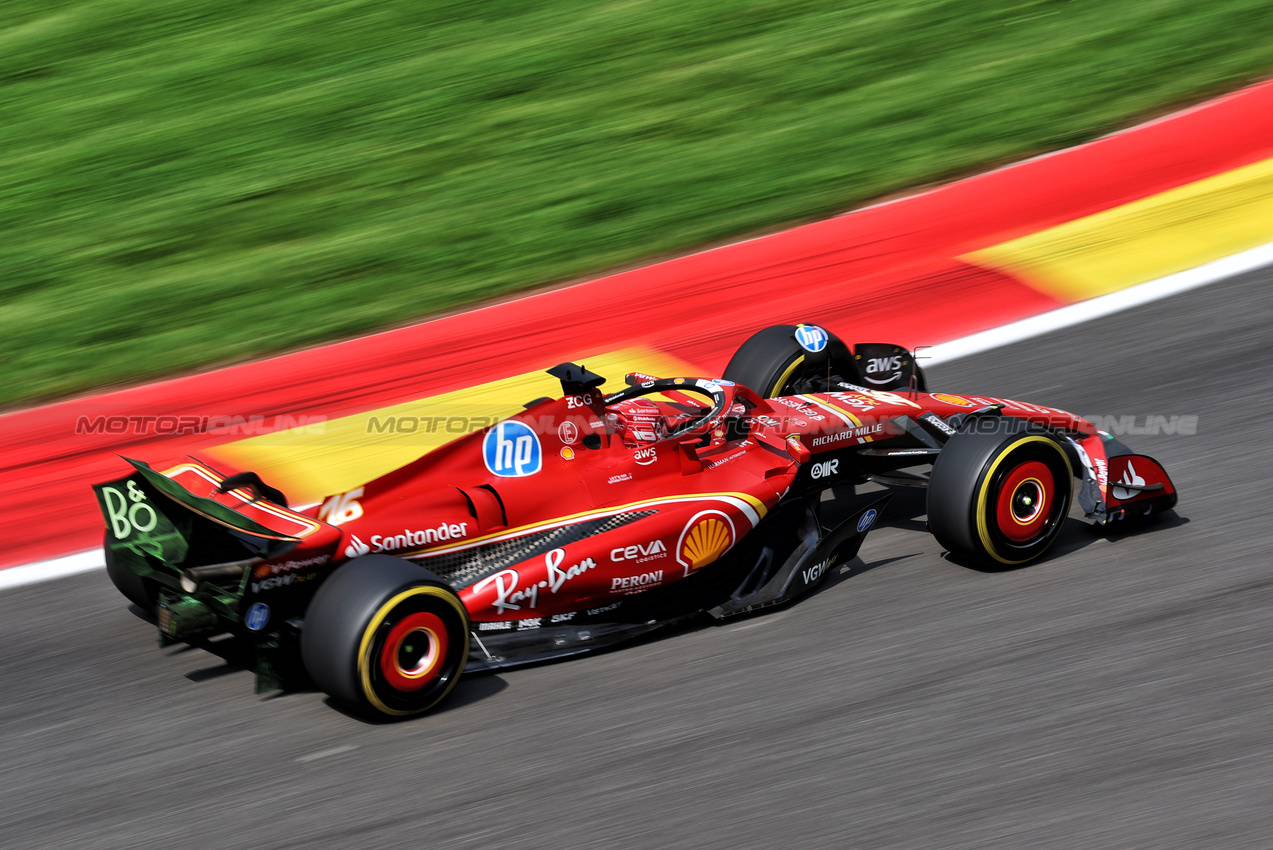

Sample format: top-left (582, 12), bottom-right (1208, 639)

top-left (860, 479), bottom-right (1189, 573)
top-left (156, 626), bottom-right (514, 722)
top-left (940, 510), bottom-right (1189, 573)
top-left (311, 673), bottom-right (512, 724)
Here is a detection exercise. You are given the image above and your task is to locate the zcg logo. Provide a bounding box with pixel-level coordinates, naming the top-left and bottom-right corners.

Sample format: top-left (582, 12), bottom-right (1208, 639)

top-left (483, 421), bottom-right (543, 477)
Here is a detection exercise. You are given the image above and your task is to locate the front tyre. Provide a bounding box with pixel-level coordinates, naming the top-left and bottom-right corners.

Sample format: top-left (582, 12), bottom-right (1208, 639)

top-left (302, 555), bottom-right (469, 719)
top-left (723, 324), bottom-right (857, 397)
top-left (927, 418), bottom-right (1073, 568)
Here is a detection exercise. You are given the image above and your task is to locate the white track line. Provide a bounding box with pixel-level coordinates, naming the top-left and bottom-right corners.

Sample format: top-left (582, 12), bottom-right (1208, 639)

top-left (0, 549), bottom-right (106, 591)
top-left (6, 240), bottom-right (1273, 593)
top-left (923, 241), bottom-right (1273, 364)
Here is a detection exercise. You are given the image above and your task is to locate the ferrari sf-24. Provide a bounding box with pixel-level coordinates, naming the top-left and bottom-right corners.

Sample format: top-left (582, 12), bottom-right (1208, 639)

top-left (95, 324), bottom-right (1177, 718)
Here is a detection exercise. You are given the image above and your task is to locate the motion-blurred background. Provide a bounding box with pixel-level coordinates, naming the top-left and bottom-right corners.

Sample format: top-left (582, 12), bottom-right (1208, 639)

top-left (6, 5), bottom-right (1273, 850)
top-left (4, 0), bottom-right (1271, 406)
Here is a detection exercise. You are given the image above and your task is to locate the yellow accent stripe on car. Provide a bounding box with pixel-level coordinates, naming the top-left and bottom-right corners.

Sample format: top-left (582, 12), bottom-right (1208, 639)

top-left (810, 396), bottom-right (879, 443)
top-left (159, 461), bottom-right (323, 537)
top-left (391, 492), bottom-right (769, 561)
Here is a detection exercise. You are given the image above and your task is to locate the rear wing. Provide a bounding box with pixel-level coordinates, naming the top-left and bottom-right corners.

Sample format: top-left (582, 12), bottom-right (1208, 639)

top-left (93, 458), bottom-right (326, 577)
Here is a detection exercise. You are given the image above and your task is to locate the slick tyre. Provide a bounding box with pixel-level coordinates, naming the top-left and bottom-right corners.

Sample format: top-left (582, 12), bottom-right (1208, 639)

top-left (302, 555), bottom-right (469, 719)
top-left (927, 418), bottom-right (1073, 568)
top-left (103, 536), bottom-right (159, 614)
top-left (723, 324), bottom-right (856, 397)
top-left (723, 324), bottom-right (927, 396)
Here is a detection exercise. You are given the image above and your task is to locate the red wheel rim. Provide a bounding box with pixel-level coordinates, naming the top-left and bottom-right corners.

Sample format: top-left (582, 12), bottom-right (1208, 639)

top-left (996, 460), bottom-right (1054, 542)
top-left (379, 612), bottom-right (449, 693)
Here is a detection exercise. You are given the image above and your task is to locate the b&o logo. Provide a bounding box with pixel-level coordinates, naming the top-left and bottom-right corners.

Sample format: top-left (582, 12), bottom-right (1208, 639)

top-left (794, 325), bottom-right (828, 353)
top-left (102, 480), bottom-right (159, 539)
top-left (483, 421), bottom-right (543, 477)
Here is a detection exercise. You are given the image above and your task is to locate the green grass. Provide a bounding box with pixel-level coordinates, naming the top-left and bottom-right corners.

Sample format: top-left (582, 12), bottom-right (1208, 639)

top-left (3, 0), bottom-right (1271, 406)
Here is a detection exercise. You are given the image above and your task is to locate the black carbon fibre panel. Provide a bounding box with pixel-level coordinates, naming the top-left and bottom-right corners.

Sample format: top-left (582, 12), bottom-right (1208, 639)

top-left (412, 510), bottom-right (656, 588)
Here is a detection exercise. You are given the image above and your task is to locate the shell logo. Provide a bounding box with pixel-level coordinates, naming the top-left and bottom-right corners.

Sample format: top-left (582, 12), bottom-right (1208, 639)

top-left (932, 393), bottom-right (974, 408)
top-left (676, 510), bottom-right (736, 576)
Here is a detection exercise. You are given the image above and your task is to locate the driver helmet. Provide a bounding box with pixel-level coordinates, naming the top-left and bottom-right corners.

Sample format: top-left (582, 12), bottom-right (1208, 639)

top-left (606, 397), bottom-right (669, 447)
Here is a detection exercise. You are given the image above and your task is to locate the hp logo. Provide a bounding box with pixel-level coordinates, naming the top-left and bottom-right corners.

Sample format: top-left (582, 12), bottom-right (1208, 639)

top-left (483, 421), bottom-right (543, 477)
top-left (245, 603), bottom-right (270, 631)
top-left (794, 325), bottom-right (828, 353)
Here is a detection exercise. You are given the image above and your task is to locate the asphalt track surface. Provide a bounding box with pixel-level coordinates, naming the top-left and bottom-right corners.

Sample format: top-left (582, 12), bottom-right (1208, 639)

top-left (3, 265), bottom-right (1272, 850)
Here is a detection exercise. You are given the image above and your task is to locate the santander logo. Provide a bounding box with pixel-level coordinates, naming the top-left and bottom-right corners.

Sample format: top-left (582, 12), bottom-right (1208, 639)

top-left (1111, 460), bottom-right (1146, 501)
top-left (344, 534), bottom-right (371, 559)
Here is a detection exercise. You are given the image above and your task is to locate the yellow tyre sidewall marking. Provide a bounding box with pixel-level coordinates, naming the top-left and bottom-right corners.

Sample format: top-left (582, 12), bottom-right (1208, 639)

top-left (974, 435), bottom-right (1072, 566)
top-left (770, 354), bottom-right (806, 397)
top-left (357, 585), bottom-right (470, 717)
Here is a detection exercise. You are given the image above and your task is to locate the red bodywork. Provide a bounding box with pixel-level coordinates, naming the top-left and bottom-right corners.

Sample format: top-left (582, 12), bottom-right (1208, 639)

top-left (156, 377), bottom-right (1142, 628)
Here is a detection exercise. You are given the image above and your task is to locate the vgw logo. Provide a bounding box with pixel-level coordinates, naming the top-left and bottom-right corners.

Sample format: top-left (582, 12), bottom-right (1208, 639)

top-left (794, 324), bottom-right (828, 353)
top-left (483, 421), bottom-right (542, 477)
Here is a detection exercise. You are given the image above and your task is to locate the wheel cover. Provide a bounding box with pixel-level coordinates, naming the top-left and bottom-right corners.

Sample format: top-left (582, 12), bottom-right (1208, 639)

top-left (358, 585), bottom-right (469, 716)
top-left (974, 435), bottom-right (1072, 566)
top-left (378, 612), bottom-right (449, 693)
top-left (995, 461), bottom-right (1054, 542)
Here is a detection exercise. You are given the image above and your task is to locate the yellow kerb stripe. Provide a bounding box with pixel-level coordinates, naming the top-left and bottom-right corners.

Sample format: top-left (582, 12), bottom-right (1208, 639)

top-left (208, 346), bottom-right (697, 504)
top-left (967, 157), bottom-right (1273, 302)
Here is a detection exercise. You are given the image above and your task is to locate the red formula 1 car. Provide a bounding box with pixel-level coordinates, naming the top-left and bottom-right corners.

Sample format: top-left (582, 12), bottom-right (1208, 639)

top-left (95, 324), bottom-right (1177, 718)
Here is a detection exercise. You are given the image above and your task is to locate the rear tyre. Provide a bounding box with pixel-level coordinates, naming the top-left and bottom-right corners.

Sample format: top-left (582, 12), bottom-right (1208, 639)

top-left (927, 418), bottom-right (1073, 568)
top-left (302, 555), bottom-right (469, 719)
top-left (103, 537), bottom-right (159, 614)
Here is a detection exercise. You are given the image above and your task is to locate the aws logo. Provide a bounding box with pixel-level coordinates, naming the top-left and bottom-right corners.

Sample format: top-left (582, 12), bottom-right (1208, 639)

top-left (676, 510), bottom-right (736, 576)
